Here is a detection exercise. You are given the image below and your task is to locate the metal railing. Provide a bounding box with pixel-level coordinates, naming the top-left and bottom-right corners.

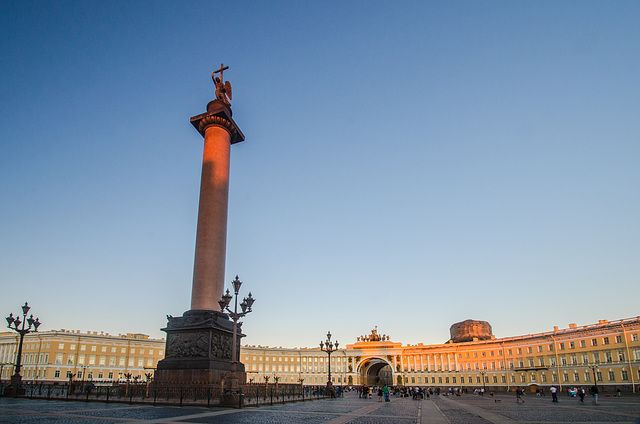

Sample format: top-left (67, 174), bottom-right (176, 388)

top-left (0, 382), bottom-right (337, 408)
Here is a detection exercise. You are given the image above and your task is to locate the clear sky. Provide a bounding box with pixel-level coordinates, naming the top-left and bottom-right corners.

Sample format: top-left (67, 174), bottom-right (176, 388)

top-left (1, 1), bottom-right (639, 349)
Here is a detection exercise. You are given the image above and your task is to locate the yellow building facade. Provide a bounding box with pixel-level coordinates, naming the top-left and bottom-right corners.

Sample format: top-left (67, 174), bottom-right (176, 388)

top-left (0, 330), bottom-right (165, 384)
top-left (240, 317), bottom-right (640, 393)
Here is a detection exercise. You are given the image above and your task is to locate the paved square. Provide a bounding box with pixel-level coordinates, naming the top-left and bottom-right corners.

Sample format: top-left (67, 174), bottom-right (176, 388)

top-left (1, 391), bottom-right (639, 423)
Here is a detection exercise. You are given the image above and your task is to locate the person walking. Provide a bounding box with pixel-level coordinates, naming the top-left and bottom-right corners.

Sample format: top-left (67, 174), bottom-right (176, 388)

top-left (383, 384), bottom-right (390, 402)
top-left (590, 385), bottom-right (599, 404)
top-left (550, 386), bottom-right (558, 403)
top-left (378, 386), bottom-right (383, 402)
top-left (578, 387), bottom-right (585, 403)
top-left (516, 387), bottom-right (525, 403)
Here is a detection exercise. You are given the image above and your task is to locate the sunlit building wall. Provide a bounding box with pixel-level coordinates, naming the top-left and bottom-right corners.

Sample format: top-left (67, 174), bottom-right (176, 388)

top-left (240, 317), bottom-right (640, 392)
top-left (0, 330), bottom-right (164, 384)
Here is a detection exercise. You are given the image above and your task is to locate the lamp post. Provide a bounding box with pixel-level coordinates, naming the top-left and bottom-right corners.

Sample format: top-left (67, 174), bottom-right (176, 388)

top-left (219, 275), bottom-right (255, 390)
top-left (320, 331), bottom-right (338, 392)
top-left (588, 365), bottom-right (599, 391)
top-left (480, 370), bottom-right (487, 392)
top-left (5, 302), bottom-right (41, 393)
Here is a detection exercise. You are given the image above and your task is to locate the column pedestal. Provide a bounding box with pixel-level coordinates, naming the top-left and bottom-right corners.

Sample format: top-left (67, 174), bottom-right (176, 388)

top-left (155, 310), bottom-right (245, 384)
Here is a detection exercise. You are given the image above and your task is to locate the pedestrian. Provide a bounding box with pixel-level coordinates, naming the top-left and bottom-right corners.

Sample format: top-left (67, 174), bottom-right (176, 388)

top-left (550, 385), bottom-right (558, 403)
top-left (378, 386), bottom-right (383, 402)
top-left (383, 384), bottom-right (390, 402)
top-left (516, 387), bottom-right (525, 403)
top-left (578, 387), bottom-right (585, 403)
top-left (590, 385), bottom-right (598, 404)
top-left (617, 388), bottom-right (621, 397)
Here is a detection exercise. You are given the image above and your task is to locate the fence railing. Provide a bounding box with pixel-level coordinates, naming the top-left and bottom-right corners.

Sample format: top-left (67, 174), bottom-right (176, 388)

top-left (0, 382), bottom-right (337, 407)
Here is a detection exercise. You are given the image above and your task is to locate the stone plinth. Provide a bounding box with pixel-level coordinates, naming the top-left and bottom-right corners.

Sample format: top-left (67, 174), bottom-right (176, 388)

top-left (449, 320), bottom-right (493, 343)
top-left (155, 310), bottom-right (244, 384)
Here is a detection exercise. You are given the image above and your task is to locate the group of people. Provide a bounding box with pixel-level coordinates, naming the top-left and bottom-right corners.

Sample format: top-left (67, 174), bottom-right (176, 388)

top-left (542, 385), bottom-right (600, 404)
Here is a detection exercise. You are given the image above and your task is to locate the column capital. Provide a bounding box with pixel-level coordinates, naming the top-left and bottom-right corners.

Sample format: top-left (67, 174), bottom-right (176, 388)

top-left (190, 100), bottom-right (245, 144)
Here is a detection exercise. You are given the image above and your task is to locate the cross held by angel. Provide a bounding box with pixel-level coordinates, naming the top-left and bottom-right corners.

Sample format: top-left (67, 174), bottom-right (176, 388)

top-left (212, 63), bottom-right (233, 105)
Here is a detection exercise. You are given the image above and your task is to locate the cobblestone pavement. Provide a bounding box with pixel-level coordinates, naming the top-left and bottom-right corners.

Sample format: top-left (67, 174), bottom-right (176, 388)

top-left (1, 392), bottom-right (639, 423)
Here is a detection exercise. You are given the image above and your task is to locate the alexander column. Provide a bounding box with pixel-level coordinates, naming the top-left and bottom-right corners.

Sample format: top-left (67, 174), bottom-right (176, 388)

top-left (156, 64), bottom-right (246, 385)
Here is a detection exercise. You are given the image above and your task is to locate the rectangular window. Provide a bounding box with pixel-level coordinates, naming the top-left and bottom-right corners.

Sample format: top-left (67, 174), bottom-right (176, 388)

top-left (77, 371), bottom-right (82, 379)
top-left (518, 348), bottom-right (522, 354)
top-left (66, 371), bottom-right (72, 378)
top-left (553, 374), bottom-right (558, 382)
top-left (574, 373), bottom-right (580, 382)
top-left (111, 347), bottom-right (116, 353)
top-left (58, 343), bottom-right (64, 349)
top-left (128, 358), bottom-right (134, 367)
top-left (101, 346), bottom-right (107, 352)
top-left (138, 358), bottom-right (144, 367)
top-left (563, 373), bottom-right (569, 382)
top-left (493, 375), bottom-right (498, 383)
top-left (99, 356), bottom-right (106, 366)
top-left (67, 356), bottom-right (74, 365)
top-left (596, 372), bottom-right (603, 382)
top-left (461, 376), bottom-right (465, 383)
top-left (119, 357), bottom-right (125, 367)
top-left (622, 370), bottom-right (629, 381)
top-left (592, 339), bottom-right (598, 347)
top-left (70, 344), bottom-right (76, 350)
top-left (618, 351), bottom-right (625, 361)
top-left (616, 335), bottom-right (622, 344)
top-left (608, 371), bottom-right (615, 381)
top-left (560, 343), bottom-right (565, 350)
top-left (633, 334), bottom-right (638, 342)
top-left (110, 357), bottom-right (116, 366)
top-left (91, 345), bottom-right (97, 352)
top-left (55, 353), bottom-right (63, 364)
top-left (581, 340), bottom-right (586, 348)
top-left (585, 372), bottom-right (590, 382)
top-left (603, 337), bottom-right (610, 345)
top-left (78, 355), bottom-right (85, 365)
top-left (502, 375), bottom-right (506, 383)
top-left (541, 374), bottom-right (546, 382)
top-left (538, 345), bottom-right (543, 352)
top-left (528, 347), bottom-right (532, 353)
top-left (89, 355), bottom-right (96, 365)
top-left (530, 374), bottom-right (536, 382)
top-left (54, 370), bottom-right (60, 378)
top-left (569, 342), bottom-right (574, 349)
top-left (108, 372), bottom-right (114, 379)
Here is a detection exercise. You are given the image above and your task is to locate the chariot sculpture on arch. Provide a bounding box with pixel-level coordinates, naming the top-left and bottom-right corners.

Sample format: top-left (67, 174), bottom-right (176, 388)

top-left (212, 63), bottom-right (233, 105)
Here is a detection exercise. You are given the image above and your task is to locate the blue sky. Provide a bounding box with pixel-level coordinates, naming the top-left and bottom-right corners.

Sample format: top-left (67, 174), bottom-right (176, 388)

top-left (1, 1), bottom-right (639, 349)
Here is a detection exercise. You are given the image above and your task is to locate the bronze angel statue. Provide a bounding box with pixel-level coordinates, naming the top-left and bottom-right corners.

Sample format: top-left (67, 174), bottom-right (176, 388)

top-left (212, 63), bottom-right (233, 105)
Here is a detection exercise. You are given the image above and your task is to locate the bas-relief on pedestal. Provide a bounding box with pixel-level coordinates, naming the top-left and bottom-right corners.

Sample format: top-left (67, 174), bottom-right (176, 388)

top-left (156, 311), bottom-right (244, 383)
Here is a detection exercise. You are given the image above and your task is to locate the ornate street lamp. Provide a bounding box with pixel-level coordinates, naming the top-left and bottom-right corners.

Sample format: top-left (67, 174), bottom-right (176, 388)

top-left (480, 370), bottom-right (487, 392)
top-left (320, 331), bottom-right (338, 391)
top-left (588, 364), bottom-right (599, 391)
top-left (219, 275), bottom-right (255, 390)
top-left (5, 302), bottom-right (41, 393)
